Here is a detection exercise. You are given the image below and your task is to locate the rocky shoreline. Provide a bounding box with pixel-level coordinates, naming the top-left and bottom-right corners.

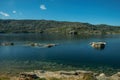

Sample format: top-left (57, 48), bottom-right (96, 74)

top-left (2, 70), bottom-right (120, 80)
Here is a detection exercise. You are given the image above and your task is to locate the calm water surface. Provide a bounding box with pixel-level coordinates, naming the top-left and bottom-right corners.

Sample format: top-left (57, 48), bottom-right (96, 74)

top-left (0, 33), bottom-right (120, 72)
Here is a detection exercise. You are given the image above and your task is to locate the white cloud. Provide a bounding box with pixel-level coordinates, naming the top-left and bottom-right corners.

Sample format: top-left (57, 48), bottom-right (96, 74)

top-left (40, 4), bottom-right (47, 10)
top-left (0, 11), bottom-right (10, 17)
top-left (13, 10), bottom-right (16, 14)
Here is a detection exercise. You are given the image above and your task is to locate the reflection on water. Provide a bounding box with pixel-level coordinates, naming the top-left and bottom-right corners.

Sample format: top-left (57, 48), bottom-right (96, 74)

top-left (0, 33), bottom-right (120, 73)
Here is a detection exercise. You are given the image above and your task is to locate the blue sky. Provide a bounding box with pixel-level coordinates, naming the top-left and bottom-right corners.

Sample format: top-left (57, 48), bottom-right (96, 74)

top-left (0, 0), bottom-right (120, 26)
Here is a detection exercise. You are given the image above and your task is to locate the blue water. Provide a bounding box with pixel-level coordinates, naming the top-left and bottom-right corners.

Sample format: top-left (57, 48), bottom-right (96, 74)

top-left (0, 33), bottom-right (120, 72)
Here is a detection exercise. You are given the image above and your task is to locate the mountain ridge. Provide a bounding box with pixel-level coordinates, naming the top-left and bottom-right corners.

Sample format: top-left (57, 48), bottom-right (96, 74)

top-left (0, 19), bottom-right (120, 34)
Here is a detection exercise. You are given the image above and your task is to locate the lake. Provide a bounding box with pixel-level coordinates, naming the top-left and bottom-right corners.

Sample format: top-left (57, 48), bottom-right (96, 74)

top-left (0, 33), bottom-right (120, 74)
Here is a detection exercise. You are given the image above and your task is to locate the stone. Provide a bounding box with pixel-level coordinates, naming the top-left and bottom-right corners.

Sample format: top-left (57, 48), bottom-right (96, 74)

top-left (110, 73), bottom-right (120, 80)
top-left (90, 42), bottom-right (106, 50)
top-left (1, 42), bottom-right (14, 46)
top-left (79, 71), bottom-right (97, 80)
top-left (44, 44), bottom-right (56, 48)
top-left (68, 30), bottom-right (78, 35)
top-left (97, 73), bottom-right (109, 80)
top-left (19, 72), bottom-right (39, 80)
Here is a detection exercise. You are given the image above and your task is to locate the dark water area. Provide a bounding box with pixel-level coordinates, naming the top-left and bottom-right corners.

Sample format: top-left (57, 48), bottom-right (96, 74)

top-left (0, 33), bottom-right (120, 73)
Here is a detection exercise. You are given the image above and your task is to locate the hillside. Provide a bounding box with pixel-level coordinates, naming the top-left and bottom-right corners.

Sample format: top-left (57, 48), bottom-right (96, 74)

top-left (0, 19), bottom-right (120, 35)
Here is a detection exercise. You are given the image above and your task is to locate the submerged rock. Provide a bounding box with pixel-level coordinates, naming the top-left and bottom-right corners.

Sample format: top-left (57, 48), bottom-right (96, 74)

top-left (28, 42), bottom-right (43, 47)
top-left (30, 42), bottom-right (39, 46)
top-left (44, 44), bottom-right (57, 48)
top-left (28, 42), bottom-right (57, 48)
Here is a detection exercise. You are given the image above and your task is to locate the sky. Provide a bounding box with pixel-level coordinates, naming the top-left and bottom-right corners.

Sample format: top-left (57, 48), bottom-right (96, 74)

top-left (0, 0), bottom-right (120, 26)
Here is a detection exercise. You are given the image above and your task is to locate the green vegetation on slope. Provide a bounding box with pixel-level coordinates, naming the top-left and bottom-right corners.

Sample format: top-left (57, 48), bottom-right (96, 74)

top-left (0, 19), bottom-right (120, 35)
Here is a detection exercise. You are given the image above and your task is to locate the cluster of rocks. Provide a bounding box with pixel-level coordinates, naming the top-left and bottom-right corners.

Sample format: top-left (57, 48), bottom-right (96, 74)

top-left (0, 41), bottom-right (107, 50)
top-left (0, 42), bottom-right (14, 46)
top-left (28, 42), bottom-right (57, 48)
top-left (19, 72), bottom-right (38, 80)
top-left (18, 70), bottom-right (120, 80)
top-left (0, 42), bottom-right (57, 48)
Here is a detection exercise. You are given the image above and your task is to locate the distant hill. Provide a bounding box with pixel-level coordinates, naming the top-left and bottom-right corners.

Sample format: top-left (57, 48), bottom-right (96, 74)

top-left (0, 19), bottom-right (120, 35)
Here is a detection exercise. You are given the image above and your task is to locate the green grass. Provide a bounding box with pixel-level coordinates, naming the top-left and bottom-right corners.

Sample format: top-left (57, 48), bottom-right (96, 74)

top-left (49, 77), bottom-right (61, 80)
top-left (0, 77), bottom-right (10, 80)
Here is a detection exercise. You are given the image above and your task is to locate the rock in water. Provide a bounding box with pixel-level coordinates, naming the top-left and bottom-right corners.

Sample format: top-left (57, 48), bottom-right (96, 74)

top-left (1, 42), bottom-right (14, 46)
top-left (90, 42), bottom-right (106, 50)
